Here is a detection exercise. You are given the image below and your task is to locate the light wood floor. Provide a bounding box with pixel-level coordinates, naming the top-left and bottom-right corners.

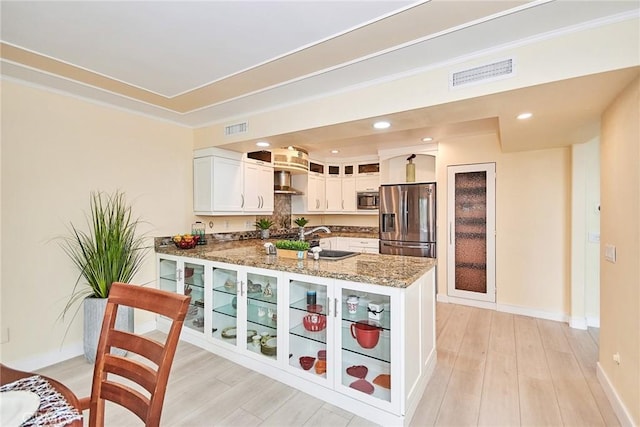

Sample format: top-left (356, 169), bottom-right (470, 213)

top-left (36, 303), bottom-right (619, 426)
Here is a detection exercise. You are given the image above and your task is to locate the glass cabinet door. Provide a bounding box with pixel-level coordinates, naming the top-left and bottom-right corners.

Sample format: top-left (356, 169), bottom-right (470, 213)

top-left (288, 279), bottom-right (329, 381)
top-left (211, 266), bottom-right (239, 345)
top-left (340, 288), bottom-right (391, 402)
top-left (183, 262), bottom-right (205, 333)
top-left (158, 258), bottom-right (178, 294)
top-left (245, 272), bottom-right (278, 360)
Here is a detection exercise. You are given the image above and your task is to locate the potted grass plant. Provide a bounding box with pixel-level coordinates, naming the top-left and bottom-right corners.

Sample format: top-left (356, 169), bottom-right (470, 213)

top-left (254, 218), bottom-right (274, 239)
top-left (59, 190), bottom-right (148, 362)
top-left (275, 239), bottom-right (310, 259)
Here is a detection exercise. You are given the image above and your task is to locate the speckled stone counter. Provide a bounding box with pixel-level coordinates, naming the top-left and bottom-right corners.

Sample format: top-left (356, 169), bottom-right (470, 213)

top-left (155, 237), bottom-right (436, 288)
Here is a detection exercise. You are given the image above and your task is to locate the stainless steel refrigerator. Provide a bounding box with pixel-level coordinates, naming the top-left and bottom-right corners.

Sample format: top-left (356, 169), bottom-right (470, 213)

top-left (379, 182), bottom-right (436, 257)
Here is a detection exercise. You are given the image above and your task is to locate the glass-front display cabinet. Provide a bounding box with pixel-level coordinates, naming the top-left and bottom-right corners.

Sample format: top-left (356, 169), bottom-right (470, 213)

top-left (210, 265), bottom-right (279, 362)
top-left (157, 255), bottom-right (206, 334)
top-left (245, 271), bottom-right (278, 360)
top-left (211, 265), bottom-right (239, 346)
top-left (339, 287), bottom-right (392, 403)
top-left (183, 262), bottom-right (205, 333)
top-left (288, 277), bottom-right (332, 385)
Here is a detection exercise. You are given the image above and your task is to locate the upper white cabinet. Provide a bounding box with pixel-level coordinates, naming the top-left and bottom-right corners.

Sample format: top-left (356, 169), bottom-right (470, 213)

top-left (342, 177), bottom-right (357, 211)
top-left (355, 175), bottom-right (380, 192)
top-left (243, 159), bottom-right (274, 213)
top-left (193, 148), bottom-right (273, 215)
top-left (325, 175), bottom-right (357, 213)
top-left (291, 171), bottom-right (326, 214)
top-left (194, 153), bottom-right (244, 214)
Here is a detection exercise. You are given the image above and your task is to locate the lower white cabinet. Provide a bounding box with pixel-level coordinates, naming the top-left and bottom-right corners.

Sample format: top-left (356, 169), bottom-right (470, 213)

top-left (285, 272), bottom-right (400, 413)
top-left (322, 237), bottom-right (380, 254)
top-left (156, 253), bottom-right (435, 426)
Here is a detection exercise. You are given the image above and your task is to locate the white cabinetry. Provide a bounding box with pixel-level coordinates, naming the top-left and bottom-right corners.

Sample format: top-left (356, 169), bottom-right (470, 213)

top-left (355, 175), bottom-right (380, 192)
top-left (346, 238), bottom-right (379, 254)
top-left (157, 253), bottom-right (435, 426)
top-left (342, 177), bottom-right (357, 211)
top-left (322, 237), bottom-right (379, 254)
top-left (210, 264), bottom-right (281, 364)
top-left (194, 154), bottom-right (244, 214)
top-left (157, 255), bottom-right (208, 334)
top-left (325, 177), bottom-right (343, 212)
top-left (291, 172), bottom-right (326, 213)
top-left (285, 273), bottom-right (400, 408)
top-left (243, 160), bottom-right (274, 212)
top-left (193, 148), bottom-right (274, 215)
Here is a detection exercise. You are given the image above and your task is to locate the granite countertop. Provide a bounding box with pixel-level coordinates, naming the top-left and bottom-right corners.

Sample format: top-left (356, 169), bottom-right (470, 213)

top-left (155, 236), bottom-right (436, 288)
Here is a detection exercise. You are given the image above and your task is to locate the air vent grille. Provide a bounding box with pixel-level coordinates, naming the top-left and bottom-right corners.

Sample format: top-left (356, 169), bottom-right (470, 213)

top-left (224, 121), bottom-right (248, 136)
top-left (451, 58), bottom-right (514, 88)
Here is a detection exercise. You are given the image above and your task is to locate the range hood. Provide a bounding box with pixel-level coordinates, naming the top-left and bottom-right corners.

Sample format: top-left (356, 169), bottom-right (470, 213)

top-left (274, 170), bottom-right (304, 195)
top-left (272, 147), bottom-right (309, 173)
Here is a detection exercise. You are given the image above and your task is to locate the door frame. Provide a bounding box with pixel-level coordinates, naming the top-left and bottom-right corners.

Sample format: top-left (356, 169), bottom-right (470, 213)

top-left (447, 163), bottom-right (496, 303)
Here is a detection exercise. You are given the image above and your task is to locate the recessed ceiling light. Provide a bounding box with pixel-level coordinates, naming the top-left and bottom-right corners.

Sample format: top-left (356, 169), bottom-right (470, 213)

top-left (517, 112), bottom-right (533, 120)
top-left (331, 149), bottom-right (339, 154)
top-left (422, 137), bottom-right (433, 142)
top-left (373, 121), bottom-right (391, 129)
top-left (256, 141), bottom-right (270, 147)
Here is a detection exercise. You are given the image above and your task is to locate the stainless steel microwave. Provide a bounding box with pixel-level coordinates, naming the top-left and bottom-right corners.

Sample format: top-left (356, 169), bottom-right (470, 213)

top-left (357, 191), bottom-right (379, 210)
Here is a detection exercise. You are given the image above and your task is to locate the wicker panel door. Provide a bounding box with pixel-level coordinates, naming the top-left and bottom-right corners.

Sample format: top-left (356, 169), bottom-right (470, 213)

top-left (447, 163), bottom-right (496, 303)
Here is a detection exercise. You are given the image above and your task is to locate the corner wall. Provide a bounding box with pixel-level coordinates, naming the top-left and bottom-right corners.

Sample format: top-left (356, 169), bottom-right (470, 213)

top-left (599, 76), bottom-right (639, 425)
top-left (0, 80), bottom-right (193, 368)
top-left (436, 133), bottom-right (571, 317)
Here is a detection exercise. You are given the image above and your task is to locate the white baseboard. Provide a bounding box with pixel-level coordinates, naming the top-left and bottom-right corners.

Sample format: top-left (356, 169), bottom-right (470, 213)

top-left (9, 320), bottom-right (158, 372)
top-left (437, 293), bottom-right (571, 324)
top-left (11, 341), bottom-right (84, 372)
top-left (570, 316), bottom-right (588, 330)
top-left (587, 316), bottom-right (600, 328)
top-left (597, 362), bottom-right (635, 427)
top-left (496, 302), bottom-right (569, 323)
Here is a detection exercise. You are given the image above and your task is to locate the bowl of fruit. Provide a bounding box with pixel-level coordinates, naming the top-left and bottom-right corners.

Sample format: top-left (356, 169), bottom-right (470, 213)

top-left (173, 234), bottom-right (200, 249)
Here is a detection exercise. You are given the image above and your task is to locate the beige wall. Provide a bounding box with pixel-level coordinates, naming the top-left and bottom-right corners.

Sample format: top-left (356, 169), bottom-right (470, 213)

top-left (600, 76), bottom-right (639, 424)
top-left (0, 80), bottom-right (193, 368)
top-left (436, 133), bottom-right (571, 315)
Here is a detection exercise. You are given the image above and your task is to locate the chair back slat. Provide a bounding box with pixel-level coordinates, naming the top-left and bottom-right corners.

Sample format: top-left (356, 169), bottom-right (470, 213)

top-left (102, 354), bottom-right (157, 394)
top-left (106, 330), bottom-right (165, 366)
top-left (99, 380), bottom-right (150, 422)
top-left (88, 282), bottom-right (190, 427)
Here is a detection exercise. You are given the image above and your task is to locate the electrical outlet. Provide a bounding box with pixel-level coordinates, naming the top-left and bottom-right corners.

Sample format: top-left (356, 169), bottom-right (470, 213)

top-left (245, 221), bottom-right (253, 229)
top-left (604, 244), bottom-right (616, 263)
top-left (224, 220), bottom-right (229, 229)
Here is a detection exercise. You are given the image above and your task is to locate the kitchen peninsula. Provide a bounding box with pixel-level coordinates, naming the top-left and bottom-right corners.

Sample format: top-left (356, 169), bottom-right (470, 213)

top-left (155, 236), bottom-right (436, 426)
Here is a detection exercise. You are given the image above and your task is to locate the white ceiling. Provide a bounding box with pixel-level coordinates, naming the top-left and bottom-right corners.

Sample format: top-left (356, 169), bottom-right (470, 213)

top-left (2, 1), bottom-right (639, 157)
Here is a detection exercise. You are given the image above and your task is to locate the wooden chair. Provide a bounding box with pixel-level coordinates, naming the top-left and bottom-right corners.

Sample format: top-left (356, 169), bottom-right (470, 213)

top-left (78, 282), bottom-right (191, 426)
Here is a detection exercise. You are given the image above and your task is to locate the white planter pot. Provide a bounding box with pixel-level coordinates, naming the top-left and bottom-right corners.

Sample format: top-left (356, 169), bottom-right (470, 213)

top-left (83, 297), bottom-right (133, 363)
top-left (260, 229), bottom-right (270, 239)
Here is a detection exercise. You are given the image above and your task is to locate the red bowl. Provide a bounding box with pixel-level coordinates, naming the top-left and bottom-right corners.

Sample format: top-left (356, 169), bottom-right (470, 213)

top-left (307, 304), bottom-right (323, 313)
top-left (299, 356), bottom-right (315, 370)
top-left (302, 314), bottom-right (326, 332)
top-left (174, 235), bottom-right (200, 249)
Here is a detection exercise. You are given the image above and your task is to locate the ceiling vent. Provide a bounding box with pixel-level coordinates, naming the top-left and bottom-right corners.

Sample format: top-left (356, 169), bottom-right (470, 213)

top-left (224, 121), bottom-right (248, 136)
top-left (450, 58), bottom-right (515, 89)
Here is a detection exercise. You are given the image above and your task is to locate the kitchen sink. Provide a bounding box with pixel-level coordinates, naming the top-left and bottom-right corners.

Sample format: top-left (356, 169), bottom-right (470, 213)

top-left (313, 249), bottom-right (360, 260)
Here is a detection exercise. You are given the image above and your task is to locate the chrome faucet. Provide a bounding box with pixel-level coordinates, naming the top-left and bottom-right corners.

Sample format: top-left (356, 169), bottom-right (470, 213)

top-left (299, 226), bottom-right (331, 241)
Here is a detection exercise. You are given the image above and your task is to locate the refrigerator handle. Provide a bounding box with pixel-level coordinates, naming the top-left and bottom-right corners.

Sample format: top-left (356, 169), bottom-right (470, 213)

top-left (449, 222), bottom-right (452, 245)
top-left (402, 190), bottom-right (408, 236)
